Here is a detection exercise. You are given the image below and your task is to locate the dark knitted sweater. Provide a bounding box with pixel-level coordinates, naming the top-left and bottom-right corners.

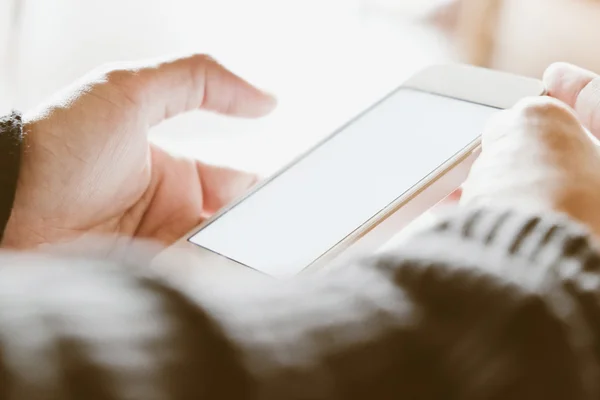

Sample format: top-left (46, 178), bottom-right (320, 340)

top-left (0, 114), bottom-right (599, 399)
top-left (0, 111), bottom-right (21, 242)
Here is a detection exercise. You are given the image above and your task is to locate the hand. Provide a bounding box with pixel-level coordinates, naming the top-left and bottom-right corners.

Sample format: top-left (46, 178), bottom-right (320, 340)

top-left (461, 63), bottom-right (600, 237)
top-left (4, 54), bottom-right (276, 249)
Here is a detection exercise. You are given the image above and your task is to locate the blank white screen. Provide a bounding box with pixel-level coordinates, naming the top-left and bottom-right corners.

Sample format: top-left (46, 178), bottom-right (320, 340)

top-left (190, 89), bottom-right (497, 277)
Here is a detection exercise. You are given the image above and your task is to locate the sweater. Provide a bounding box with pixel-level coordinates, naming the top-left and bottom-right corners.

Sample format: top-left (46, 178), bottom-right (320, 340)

top-left (0, 113), bottom-right (599, 399)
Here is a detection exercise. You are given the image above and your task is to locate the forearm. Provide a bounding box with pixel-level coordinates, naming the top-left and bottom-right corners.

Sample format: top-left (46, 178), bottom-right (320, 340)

top-left (1, 207), bottom-right (599, 399)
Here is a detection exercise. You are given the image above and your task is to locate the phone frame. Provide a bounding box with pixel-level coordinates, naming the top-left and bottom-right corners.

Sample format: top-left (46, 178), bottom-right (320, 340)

top-left (153, 64), bottom-right (545, 278)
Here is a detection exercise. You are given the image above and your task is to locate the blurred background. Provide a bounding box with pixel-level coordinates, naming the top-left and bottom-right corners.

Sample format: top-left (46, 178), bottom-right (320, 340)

top-left (1, 0), bottom-right (600, 175)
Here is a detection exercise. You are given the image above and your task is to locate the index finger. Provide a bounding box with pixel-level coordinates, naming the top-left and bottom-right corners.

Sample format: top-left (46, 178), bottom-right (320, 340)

top-left (101, 54), bottom-right (277, 126)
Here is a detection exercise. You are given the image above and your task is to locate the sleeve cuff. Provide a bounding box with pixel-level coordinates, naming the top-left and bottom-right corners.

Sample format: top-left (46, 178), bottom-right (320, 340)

top-left (0, 111), bottom-right (23, 243)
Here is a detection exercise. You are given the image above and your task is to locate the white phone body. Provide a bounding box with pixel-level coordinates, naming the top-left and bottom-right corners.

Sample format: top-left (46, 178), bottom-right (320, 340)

top-left (153, 64), bottom-right (545, 280)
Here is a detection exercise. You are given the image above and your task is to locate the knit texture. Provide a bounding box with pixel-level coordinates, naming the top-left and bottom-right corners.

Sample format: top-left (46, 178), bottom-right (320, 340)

top-left (0, 111), bottom-right (22, 242)
top-left (1, 207), bottom-right (600, 399)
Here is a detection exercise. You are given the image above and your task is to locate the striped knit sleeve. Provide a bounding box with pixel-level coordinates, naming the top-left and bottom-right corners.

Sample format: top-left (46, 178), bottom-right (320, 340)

top-left (0, 207), bottom-right (599, 399)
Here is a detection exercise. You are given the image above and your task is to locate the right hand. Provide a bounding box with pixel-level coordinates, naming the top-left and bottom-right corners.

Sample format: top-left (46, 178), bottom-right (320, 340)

top-left (461, 63), bottom-right (600, 237)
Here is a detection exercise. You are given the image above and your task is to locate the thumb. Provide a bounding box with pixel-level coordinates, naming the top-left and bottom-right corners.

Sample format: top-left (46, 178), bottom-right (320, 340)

top-left (105, 54), bottom-right (277, 126)
top-left (544, 62), bottom-right (600, 138)
top-left (196, 161), bottom-right (259, 215)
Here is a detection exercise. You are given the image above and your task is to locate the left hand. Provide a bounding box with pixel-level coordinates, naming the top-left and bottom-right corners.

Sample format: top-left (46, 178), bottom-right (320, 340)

top-left (4, 54), bottom-right (276, 249)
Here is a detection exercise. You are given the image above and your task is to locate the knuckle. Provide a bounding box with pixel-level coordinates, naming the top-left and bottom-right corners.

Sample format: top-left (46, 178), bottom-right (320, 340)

top-left (514, 97), bottom-right (592, 159)
top-left (89, 61), bottom-right (143, 86)
top-left (96, 63), bottom-right (144, 105)
top-left (486, 97), bottom-right (585, 147)
top-left (191, 53), bottom-right (218, 65)
top-left (514, 96), bottom-right (576, 122)
top-left (103, 65), bottom-right (136, 86)
top-left (77, 62), bottom-right (144, 106)
top-left (187, 53), bottom-right (221, 72)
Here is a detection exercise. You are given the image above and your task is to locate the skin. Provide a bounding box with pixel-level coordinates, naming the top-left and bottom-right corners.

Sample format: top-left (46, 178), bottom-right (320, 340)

top-left (462, 63), bottom-right (600, 238)
top-left (3, 54), bottom-right (276, 249)
top-left (5, 56), bottom-right (600, 250)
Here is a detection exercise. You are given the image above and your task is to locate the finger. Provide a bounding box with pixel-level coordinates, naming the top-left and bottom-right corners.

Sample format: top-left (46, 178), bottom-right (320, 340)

top-left (430, 187), bottom-right (462, 215)
top-left (544, 62), bottom-right (600, 138)
top-left (196, 161), bottom-right (258, 215)
top-left (445, 187), bottom-right (462, 202)
top-left (434, 188), bottom-right (462, 207)
top-left (105, 54), bottom-right (277, 125)
top-left (461, 96), bottom-right (598, 209)
top-left (483, 96), bottom-right (586, 150)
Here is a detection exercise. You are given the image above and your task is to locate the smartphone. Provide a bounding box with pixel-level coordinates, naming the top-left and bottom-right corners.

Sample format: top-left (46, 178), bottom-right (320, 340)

top-left (154, 64), bottom-right (545, 279)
